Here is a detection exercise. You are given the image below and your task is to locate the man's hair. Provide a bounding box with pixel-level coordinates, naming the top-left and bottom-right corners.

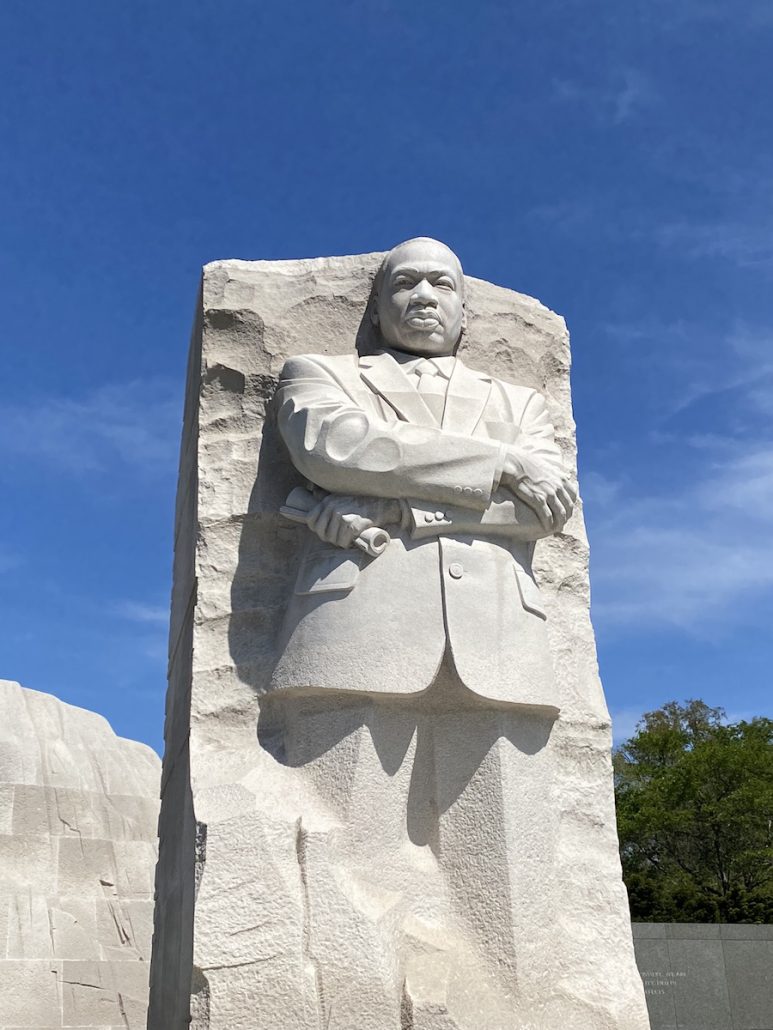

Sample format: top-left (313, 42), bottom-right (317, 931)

top-left (372, 237), bottom-right (465, 297)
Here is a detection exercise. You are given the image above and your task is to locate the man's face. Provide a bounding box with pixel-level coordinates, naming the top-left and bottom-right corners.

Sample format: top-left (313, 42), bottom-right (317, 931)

top-left (374, 239), bottom-right (465, 356)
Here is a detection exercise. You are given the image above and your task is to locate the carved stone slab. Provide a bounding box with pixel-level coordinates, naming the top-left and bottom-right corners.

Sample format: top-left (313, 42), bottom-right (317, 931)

top-left (0, 679), bottom-right (160, 1029)
top-left (148, 252), bottom-right (650, 1030)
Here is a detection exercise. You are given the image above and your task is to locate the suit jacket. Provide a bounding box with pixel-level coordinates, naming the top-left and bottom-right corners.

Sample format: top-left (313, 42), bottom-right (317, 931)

top-left (270, 349), bottom-right (565, 713)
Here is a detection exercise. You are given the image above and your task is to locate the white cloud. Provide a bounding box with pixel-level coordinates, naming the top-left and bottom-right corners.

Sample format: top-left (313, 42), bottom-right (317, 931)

top-left (651, 0), bottom-right (773, 30)
top-left (0, 379), bottom-right (180, 479)
top-left (611, 69), bottom-right (653, 125)
top-left (602, 318), bottom-right (773, 423)
top-left (587, 440), bottom-right (773, 632)
top-left (113, 602), bottom-right (169, 665)
top-left (580, 315), bottom-right (773, 634)
top-left (609, 707), bottom-right (644, 745)
top-left (0, 549), bottom-right (23, 574)
top-left (551, 68), bottom-right (655, 126)
top-left (115, 601), bottom-right (169, 626)
top-left (654, 219), bottom-right (773, 272)
top-left (609, 703), bottom-right (763, 746)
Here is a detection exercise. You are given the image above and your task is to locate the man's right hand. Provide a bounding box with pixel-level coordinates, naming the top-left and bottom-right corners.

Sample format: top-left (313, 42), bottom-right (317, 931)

top-left (499, 450), bottom-right (577, 533)
top-left (307, 494), bottom-right (403, 550)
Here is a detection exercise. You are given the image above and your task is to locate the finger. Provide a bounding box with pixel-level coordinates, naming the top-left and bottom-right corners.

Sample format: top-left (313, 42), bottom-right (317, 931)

top-left (306, 501), bottom-right (325, 536)
top-left (514, 482), bottom-right (535, 506)
top-left (521, 490), bottom-right (554, 531)
top-left (315, 502), bottom-right (337, 543)
top-left (556, 486), bottom-right (574, 519)
top-left (515, 484), bottom-right (553, 530)
top-left (344, 514), bottom-right (376, 549)
top-left (334, 520), bottom-right (353, 548)
top-left (536, 499), bottom-right (554, 532)
top-left (349, 515), bottom-right (373, 538)
top-left (546, 493), bottom-right (567, 529)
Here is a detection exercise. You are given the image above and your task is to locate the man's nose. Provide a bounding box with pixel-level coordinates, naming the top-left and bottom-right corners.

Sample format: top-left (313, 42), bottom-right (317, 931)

top-left (410, 278), bottom-right (438, 306)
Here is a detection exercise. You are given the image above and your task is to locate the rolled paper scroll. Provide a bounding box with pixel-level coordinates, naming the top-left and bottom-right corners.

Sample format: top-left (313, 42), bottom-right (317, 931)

top-left (280, 486), bottom-right (391, 558)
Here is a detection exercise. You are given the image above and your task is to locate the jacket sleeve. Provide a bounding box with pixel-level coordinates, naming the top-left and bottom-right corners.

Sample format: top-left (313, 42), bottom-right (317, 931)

top-left (405, 389), bottom-right (567, 542)
top-left (276, 355), bottom-right (506, 510)
top-left (514, 389), bottom-right (564, 470)
top-left (405, 493), bottom-right (552, 542)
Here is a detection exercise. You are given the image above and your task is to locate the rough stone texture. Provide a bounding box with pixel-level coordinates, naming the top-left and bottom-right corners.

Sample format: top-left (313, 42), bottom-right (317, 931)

top-left (633, 923), bottom-right (773, 1030)
top-left (148, 252), bottom-right (650, 1029)
top-left (0, 680), bottom-right (160, 1029)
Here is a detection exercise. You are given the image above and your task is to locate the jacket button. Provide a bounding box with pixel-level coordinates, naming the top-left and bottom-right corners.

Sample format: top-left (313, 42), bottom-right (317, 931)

top-left (448, 562), bottom-right (464, 579)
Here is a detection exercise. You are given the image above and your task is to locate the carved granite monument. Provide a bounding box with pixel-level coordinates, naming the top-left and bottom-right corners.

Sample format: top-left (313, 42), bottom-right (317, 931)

top-left (148, 239), bottom-right (650, 1029)
top-left (0, 679), bottom-right (160, 1029)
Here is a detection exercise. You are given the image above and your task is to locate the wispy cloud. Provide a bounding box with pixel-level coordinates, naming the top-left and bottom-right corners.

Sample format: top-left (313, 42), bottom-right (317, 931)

top-left (609, 708), bottom-right (645, 745)
top-left (586, 317), bottom-right (773, 633)
top-left (526, 200), bottom-right (596, 232)
top-left (114, 600), bottom-right (169, 626)
top-left (653, 219), bottom-right (773, 272)
top-left (112, 601), bottom-right (169, 666)
top-left (0, 548), bottom-right (23, 574)
top-left (602, 318), bottom-right (773, 424)
top-left (552, 67), bottom-right (656, 125)
top-left (611, 69), bottom-right (653, 124)
top-left (609, 703), bottom-right (763, 746)
top-left (0, 379), bottom-right (180, 480)
top-left (586, 441), bottom-right (773, 632)
top-left (645, 0), bottom-right (773, 31)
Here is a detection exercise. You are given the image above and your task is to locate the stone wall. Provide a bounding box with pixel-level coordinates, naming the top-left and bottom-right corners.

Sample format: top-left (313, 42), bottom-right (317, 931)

top-left (633, 922), bottom-right (773, 1030)
top-left (0, 680), bottom-right (160, 1029)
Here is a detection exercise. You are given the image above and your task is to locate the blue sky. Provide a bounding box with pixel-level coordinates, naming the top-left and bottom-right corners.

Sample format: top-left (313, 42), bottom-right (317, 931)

top-left (1, 1), bottom-right (771, 754)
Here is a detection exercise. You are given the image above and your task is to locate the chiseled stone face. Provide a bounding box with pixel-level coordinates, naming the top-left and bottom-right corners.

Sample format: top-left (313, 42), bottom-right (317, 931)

top-left (0, 679), bottom-right (160, 1030)
top-left (373, 237), bottom-right (466, 356)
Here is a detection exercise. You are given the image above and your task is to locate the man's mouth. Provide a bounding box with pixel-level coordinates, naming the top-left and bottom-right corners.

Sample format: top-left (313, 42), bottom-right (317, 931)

top-left (405, 309), bottom-right (441, 330)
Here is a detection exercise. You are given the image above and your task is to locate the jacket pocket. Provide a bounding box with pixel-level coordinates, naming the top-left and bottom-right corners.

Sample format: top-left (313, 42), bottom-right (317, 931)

top-left (514, 566), bottom-right (547, 620)
top-left (293, 544), bottom-right (364, 596)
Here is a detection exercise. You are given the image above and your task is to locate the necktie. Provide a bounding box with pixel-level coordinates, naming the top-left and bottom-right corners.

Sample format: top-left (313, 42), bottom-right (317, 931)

top-left (414, 359), bottom-right (447, 424)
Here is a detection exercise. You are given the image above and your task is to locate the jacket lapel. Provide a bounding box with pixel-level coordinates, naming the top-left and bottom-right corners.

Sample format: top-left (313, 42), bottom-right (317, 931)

top-left (442, 359), bottom-right (492, 435)
top-left (358, 351), bottom-right (439, 427)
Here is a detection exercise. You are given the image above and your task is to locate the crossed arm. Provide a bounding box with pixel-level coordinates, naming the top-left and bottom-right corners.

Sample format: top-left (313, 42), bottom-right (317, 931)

top-left (276, 355), bottom-right (576, 548)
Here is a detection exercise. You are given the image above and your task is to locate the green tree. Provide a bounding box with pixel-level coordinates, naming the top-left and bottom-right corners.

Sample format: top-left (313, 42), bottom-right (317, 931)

top-left (614, 700), bottom-right (773, 923)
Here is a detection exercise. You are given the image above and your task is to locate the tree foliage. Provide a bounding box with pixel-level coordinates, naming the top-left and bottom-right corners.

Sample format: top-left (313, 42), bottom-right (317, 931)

top-left (614, 699), bottom-right (773, 923)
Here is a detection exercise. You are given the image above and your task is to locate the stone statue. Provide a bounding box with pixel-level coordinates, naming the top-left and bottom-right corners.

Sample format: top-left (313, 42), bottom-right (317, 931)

top-left (148, 240), bottom-right (651, 1030)
top-left (272, 237), bottom-right (576, 709)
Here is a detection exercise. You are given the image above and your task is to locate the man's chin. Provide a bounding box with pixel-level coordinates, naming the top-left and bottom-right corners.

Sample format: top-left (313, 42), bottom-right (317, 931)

top-left (390, 331), bottom-right (454, 356)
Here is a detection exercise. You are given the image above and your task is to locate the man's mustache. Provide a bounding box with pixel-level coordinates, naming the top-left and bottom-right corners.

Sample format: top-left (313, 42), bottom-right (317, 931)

top-left (404, 305), bottom-right (443, 323)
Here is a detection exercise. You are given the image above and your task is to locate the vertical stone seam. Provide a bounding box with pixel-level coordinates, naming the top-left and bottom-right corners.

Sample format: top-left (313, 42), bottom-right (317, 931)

top-left (295, 818), bottom-right (327, 1030)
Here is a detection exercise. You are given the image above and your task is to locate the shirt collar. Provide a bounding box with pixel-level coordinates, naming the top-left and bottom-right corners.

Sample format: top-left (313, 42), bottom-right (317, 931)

top-left (381, 347), bottom-right (457, 379)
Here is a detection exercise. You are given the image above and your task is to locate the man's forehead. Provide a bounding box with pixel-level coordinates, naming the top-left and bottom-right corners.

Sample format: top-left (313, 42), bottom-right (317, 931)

top-left (383, 240), bottom-right (463, 279)
top-left (389, 259), bottom-right (460, 277)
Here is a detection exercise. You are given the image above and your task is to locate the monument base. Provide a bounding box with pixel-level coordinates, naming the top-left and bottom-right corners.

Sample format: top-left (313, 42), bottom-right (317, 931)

top-left (189, 663), bottom-right (647, 1029)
